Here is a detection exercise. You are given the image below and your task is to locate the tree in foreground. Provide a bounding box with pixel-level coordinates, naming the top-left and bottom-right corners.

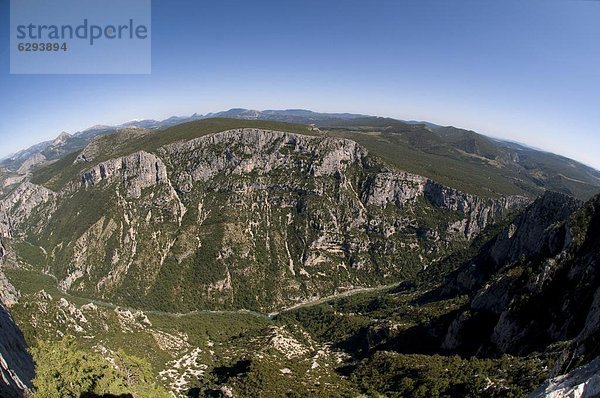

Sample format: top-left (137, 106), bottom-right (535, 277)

top-left (30, 336), bottom-right (170, 398)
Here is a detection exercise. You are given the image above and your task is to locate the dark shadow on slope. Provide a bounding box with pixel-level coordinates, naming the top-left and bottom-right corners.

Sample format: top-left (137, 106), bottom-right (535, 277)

top-left (213, 359), bottom-right (252, 384)
top-left (330, 307), bottom-right (462, 360)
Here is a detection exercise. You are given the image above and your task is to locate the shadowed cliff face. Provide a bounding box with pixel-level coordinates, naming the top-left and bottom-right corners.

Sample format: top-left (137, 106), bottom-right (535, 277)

top-left (441, 192), bottom-right (600, 371)
top-left (0, 303), bottom-right (34, 398)
top-left (0, 129), bottom-right (527, 312)
top-left (442, 191), bottom-right (582, 296)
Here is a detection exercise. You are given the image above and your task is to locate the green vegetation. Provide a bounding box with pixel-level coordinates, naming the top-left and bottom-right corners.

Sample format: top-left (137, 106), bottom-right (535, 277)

top-left (29, 151), bottom-right (83, 191)
top-left (31, 336), bottom-right (170, 398)
top-left (15, 114), bottom-right (600, 199)
top-left (142, 118), bottom-right (316, 151)
top-left (7, 117), bottom-right (597, 396)
top-left (327, 128), bottom-right (530, 198)
top-left (321, 122), bottom-right (600, 200)
top-left (568, 194), bottom-right (600, 248)
top-left (11, 241), bottom-right (46, 268)
top-left (278, 285), bottom-right (468, 357)
top-left (275, 284), bottom-right (552, 397)
top-left (3, 268), bottom-right (58, 296)
top-left (418, 212), bottom-right (518, 285)
top-left (351, 351), bottom-right (549, 398)
top-left (27, 148), bottom-right (467, 313)
top-left (196, 356), bottom-right (355, 398)
top-left (4, 263), bottom-right (556, 397)
top-left (31, 118), bottom-right (315, 191)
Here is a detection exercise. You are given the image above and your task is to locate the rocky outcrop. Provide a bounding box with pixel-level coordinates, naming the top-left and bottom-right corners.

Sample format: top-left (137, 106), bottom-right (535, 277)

top-left (361, 172), bottom-right (426, 207)
top-left (0, 303), bottom-right (34, 398)
top-left (0, 211), bottom-right (10, 240)
top-left (0, 175), bottom-right (26, 192)
top-left (74, 127), bottom-right (149, 164)
top-left (441, 192), bottom-right (600, 370)
top-left (161, 129), bottom-right (527, 239)
top-left (426, 180), bottom-right (527, 239)
top-left (443, 191), bottom-right (581, 295)
top-left (8, 129), bottom-right (529, 312)
top-left (159, 129), bottom-right (368, 188)
top-left (80, 150), bottom-right (174, 199)
top-left (0, 181), bottom-right (55, 239)
top-left (16, 153), bottom-right (46, 175)
top-left (362, 173), bottom-right (528, 239)
top-left (0, 270), bottom-right (19, 307)
top-left (51, 131), bottom-right (71, 147)
top-left (528, 355), bottom-right (600, 398)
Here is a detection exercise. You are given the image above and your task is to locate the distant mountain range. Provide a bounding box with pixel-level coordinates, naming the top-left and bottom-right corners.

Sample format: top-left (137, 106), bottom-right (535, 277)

top-left (2, 108), bottom-right (598, 201)
top-left (0, 109), bottom-right (426, 165)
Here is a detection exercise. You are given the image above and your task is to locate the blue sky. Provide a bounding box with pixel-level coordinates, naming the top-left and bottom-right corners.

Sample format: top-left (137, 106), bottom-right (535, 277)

top-left (1, 0), bottom-right (599, 168)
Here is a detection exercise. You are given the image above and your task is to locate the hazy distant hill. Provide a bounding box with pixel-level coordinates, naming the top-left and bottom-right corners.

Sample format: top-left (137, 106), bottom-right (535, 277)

top-left (319, 117), bottom-right (600, 200)
top-left (2, 109), bottom-right (598, 201)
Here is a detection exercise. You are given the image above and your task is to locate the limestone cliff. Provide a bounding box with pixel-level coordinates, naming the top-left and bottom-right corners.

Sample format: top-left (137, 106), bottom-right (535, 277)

top-left (0, 303), bottom-right (34, 398)
top-left (441, 192), bottom-right (600, 373)
top-left (0, 128), bottom-right (528, 312)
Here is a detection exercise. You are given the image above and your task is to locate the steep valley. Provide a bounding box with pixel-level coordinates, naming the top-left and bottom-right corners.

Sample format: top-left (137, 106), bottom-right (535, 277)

top-left (1, 125), bottom-right (527, 312)
top-left (0, 118), bottom-right (598, 397)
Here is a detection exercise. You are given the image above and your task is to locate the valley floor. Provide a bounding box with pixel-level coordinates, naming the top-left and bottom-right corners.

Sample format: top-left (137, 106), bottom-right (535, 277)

top-left (5, 266), bottom-right (553, 397)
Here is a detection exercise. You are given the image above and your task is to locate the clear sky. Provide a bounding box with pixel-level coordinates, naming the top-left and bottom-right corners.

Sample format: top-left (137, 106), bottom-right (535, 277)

top-left (1, 0), bottom-right (599, 168)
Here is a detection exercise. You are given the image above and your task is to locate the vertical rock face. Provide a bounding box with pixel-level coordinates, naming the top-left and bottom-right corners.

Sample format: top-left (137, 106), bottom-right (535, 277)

top-left (422, 179), bottom-right (528, 240)
top-left (1, 129), bottom-right (529, 312)
top-left (360, 172), bottom-right (527, 239)
top-left (441, 192), bottom-right (600, 370)
top-left (80, 150), bottom-right (175, 199)
top-left (158, 129), bottom-right (369, 187)
top-left (0, 270), bottom-right (19, 308)
top-left (442, 191), bottom-right (582, 295)
top-left (0, 303), bottom-right (34, 398)
top-left (0, 181), bottom-right (55, 239)
top-left (0, 205), bottom-right (12, 240)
